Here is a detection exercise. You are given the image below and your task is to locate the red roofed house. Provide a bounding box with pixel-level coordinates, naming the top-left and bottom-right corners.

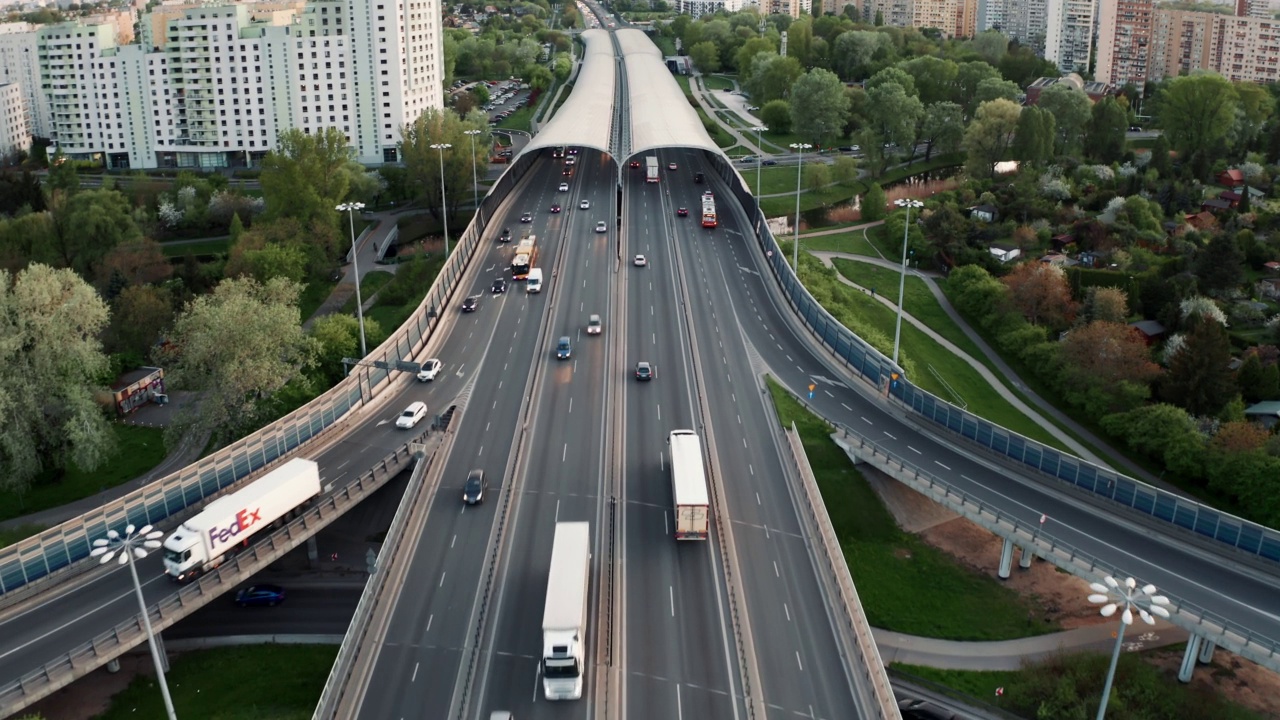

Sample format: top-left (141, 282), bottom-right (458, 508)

top-left (1217, 169), bottom-right (1245, 189)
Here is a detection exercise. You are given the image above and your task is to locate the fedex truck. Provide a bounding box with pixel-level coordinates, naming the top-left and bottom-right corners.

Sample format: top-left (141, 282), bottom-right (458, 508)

top-left (162, 458), bottom-right (321, 582)
top-left (542, 521), bottom-right (591, 700)
top-left (645, 156), bottom-right (659, 183)
top-left (668, 430), bottom-right (710, 540)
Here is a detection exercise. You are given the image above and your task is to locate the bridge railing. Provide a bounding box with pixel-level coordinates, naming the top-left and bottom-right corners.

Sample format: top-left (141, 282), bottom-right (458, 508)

top-left (0, 174), bottom-right (536, 599)
top-left (726, 181), bottom-right (1280, 567)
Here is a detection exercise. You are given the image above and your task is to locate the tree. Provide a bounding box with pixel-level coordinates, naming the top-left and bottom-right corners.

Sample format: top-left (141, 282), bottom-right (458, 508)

top-left (1100, 403), bottom-right (1205, 479)
top-left (1087, 96), bottom-right (1129, 164)
top-left (896, 56), bottom-right (957, 106)
top-left (832, 155), bottom-right (860, 185)
top-left (804, 162), bottom-right (831, 192)
top-left (259, 127), bottom-right (360, 231)
top-left (954, 61), bottom-right (1002, 111)
top-left (0, 169), bottom-right (45, 216)
top-left (861, 183), bottom-right (886, 222)
top-left (311, 313), bottom-right (386, 386)
top-left (160, 276), bottom-right (319, 446)
top-left (1156, 73), bottom-right (1239, 162)
top-left (831, 31), bottom-right (891, 80)
top-left (865, 66), bottom-right (917, 98)
top-left (918, 102), bottom-right (965, 162)
top-left (50, 188), bottom-right (142, 278)
top-left (1162, 313), bottom-right (1234, 416)
top-left (761, 99), bottom-right (792, 133)
top-left (1235, 353), bottom-right (1270, 404)
top-left (0, 264), bottom-right (115, 495)
top-left (788, 68), bottom-right (851, 147)
top-left (864, 81), bottom-right (924, 155)
top-left (242, 243), bottom-right (309, 283)
top-left (1001, 261), bottom-right (1077, 328)
top-left (226, 217), bottom-right (342, 281)
top-left (688, 41), bottom-right (721, 73)
top-left (1058, 320), bottom-right (1161, 393)
top-left (971, 30), bottom-right (1008, 65)
top-left (107, 284), bottom-right (174, 359)
top-left (963, 99), bottom-right (1021, 179)
top-left (1149, 133), bottom-right (1172, 177)
top-left (1230, 81), bottom-right (1274, 151)
top-left (1082, 286), bottom-right (1130, 324)
top-left (1037, 83), bottom-right (1092, 156)
top-left (734, 37), bottom-right (775, 78)
top-left (745, 53), bottom-right (802, 105)
top-left (1194, 232), bottom-right (1245, 296)
top-left (400, 109), bottom-right (491, 224)
top-left (1012, 105), bottom-right (1054, 166)
top-left (94, 238), bottom-right (172, 290)
top-left (46, 148), bottom-right (80, 196)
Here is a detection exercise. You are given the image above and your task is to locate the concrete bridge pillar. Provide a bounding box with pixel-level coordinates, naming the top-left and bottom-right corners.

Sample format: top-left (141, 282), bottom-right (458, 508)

top-left (1197, 639), bottom-right (1217, 665)
top-left (998, 537), bottom-right (1014, 579)
top-left (1179, 635), bottom-right (1203, 683)
top-left (106, 658), bottom-right (120, 673)
top-left (307, 536), bottom-right (319, 566)
top-left (1018, 545), bottom-right (1034, 569)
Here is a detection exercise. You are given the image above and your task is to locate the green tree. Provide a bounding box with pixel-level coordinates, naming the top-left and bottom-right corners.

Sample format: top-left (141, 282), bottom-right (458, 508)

top-left (689, 41), bottom-right (721, 73)
top-left (1194, 232), bottom-right (1245, 296)
top-left (954, 61), bottom-right (1002, 111)
top-left (400, 109), bottom-right (491, 223)
top-left (243, 243), bottom-right (309, 283)
top-left (745, 53), bottom-right (803, 105)
top-left (1162, 314), bottom-right (1234, 416)
top-left (997, 45), bottom-right (1058, 87)
top-left (0, 264), bottom-right (115, 495)
top-left (971, 77), bottom-right (1020, 115)
top-left (259, 127), bottom-right (360, 231)
top-left (865, 66), bottom-right (917, 97)
top-left (1236, 353), bottom-right (1268, 403)
top-left (1230, 81), bottom-right (1274, 151)
top-left (1156, 73), bottom-right (1239, 162)
top-left (963, 99), bottom-right (1021, 179)
top-left (831, 30), bottom-right (890, 80)
top-left (229, 212), bottom-right (245, 244)
top-left (160, 276), bottom-right (320, 446)
top-left (804, 162), bottom-right (831, 192)
top-left (861, 182), bottom-right (886, 222)
top-left (788, 68), bottom-right (851, 146)
top-left (734, 36), bottom-right (775, 78)
top-left (864, 81), bottom-right (924, 154)
top-left (50, 188), bottom-right (142, 277)
top-left (1012, 105), bottom-right (1053, 166)
top-left (1100, 403), bottom-right (1205, 478)
top-left (918, 102), bottom-right (965, 162)
top-left (46, 148), bottom-right (80, 196)
top-left (761, 99), bottom-right (792, 133)
top-left (1087, 96), bottom-right (1129, 164)
top-left (971, 30), bottom-right (1008, 65)
top-left (832, 155), bottom-right (860, 185)
top-left (107, 284), bottom-right (174, 359)
top-left (896, 56), bottom-right (957, 106)
top-left (1037, 83), bottom-right (1092, 156)
top-left (1149, 133), bottom-right (1172, 177)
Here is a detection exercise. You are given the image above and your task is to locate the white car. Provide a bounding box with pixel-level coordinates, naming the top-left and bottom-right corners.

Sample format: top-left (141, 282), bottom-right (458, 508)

top-left (558, 182), bottom-right (569, 192)
top-left (633, 254), bottom-right (647, 267)
top-left (595, 221), bottom-right (607, 233)
top-left (579, 199), bottom-right (590, 210)
top-left (416, 358), bottom-right (442, 382)
top-left (396, 401), bottom-right (428, 429)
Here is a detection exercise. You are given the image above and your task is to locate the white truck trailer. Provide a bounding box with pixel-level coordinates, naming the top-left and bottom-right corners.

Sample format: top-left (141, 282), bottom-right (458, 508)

top-left (162, 458), bottom-right (321, 582)
top-left (645, 156), bottom-right (659, 183)
top-left (542, 521), bottom-right (591, 700)
top-left (668, 430), bottom-right (710, 540)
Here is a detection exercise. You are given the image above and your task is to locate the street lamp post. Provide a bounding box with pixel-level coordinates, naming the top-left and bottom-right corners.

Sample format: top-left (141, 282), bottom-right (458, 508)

top-left (891, 198), bottom-right (923, 367)
top-left (463, 129), bottom-right (482, 213)
top-left (1087, 576), bottom-right (1171, 720)
top-left (91, 525), bottom-right (178, 720)
top-left (335, 201), bottom-right (368, 358)
top-left (430, 142), bottom-right (453, 256)
top-left (751, 126), bottom-right (767, 198)
top-left (789, 142), bottom-right (812, 274)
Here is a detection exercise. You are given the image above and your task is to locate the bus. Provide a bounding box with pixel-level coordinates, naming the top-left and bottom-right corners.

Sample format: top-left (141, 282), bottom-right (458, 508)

top-left (512, 234), bottom-right (537, 279)
top-left (701, 191), bottom-right (717, 229)
top-left (668, 430), bottom-right (710, 540)
top-left (645, 156), bottom-right (659, 183)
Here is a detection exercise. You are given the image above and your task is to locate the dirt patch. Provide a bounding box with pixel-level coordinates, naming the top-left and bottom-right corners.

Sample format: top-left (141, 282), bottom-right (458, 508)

top-left (25, 653), bottom-right (154, 720)
top-left (1147, 648), bottom-right (1280, 719)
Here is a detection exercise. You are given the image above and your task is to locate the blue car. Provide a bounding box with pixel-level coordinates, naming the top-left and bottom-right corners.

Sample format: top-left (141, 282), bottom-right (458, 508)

top-left (235, 584), bottom-right (285, 607)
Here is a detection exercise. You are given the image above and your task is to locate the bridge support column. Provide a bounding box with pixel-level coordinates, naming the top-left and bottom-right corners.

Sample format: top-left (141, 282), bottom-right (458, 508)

top-left (1198, 639), bottom-right (1217, 665)
top-left (152, 631), bottom-right (171, 672)
top-left (1179, 635), bottom-right (1203, 683)
top-left (1018, 545), bottom-right (1034, 569)
top-left (998, 537), bottom-right (1014, 579)
top-left (107, 658), bottom-right (120, 673)
top-left (307, 536), bottom-right (319, 566)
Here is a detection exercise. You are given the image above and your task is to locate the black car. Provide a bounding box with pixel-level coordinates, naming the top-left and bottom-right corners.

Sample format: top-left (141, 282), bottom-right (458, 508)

top-left (491, 278), bottom-right (508, 294)
top-left (562, 167), bottom-right (573, 176)
top-left (462, 469), bottom-right (488, 504)
top-left (1129, 125), bottom-right (1143, 132)
top-left (635, 361), bottom-right (654, 381)
top-left (499, 227), bottom-right (512, 242)
top-left (520, 212), bottom-right (533, 223)
top-left (550, 203), bottom-right (562, 213)
top-left (234, 584), bottom-right (285, 607)
top-left (462, 295), bottom-right (480, 312)
top-left (694, 172), bottom-right (704, 183)
top-left (763, 159), bottom-right (778, 166)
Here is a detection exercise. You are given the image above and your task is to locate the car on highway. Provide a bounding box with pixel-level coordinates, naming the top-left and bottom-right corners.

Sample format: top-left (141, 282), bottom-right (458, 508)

top-left (667, 162), bottom-right (678, 170)
top-left (587, 314), bottom-right (602, 335)
top-left (595, 221), bottom-right (607, 233)
top-left (550, 203), bottom-right (562, 213)
top-left (564, 156), bottom-right (576, 166)
top-left (562, 167), bottom-right (573, 177)
top-left (558, 182), bottom-right (569, 192)
top-left (633, 254), bottom-right (647, 267)
top-left (762, 159), bottom-right (778, 166)
top-left (746, 105), bottom-right (759, 112)
top-left (694, 172), bottom-right (704, 183)
top-left (491, 277), bottom-right (508, 294)
top-left (629, 159), bottom-right (641, 168)
top-left (234, 584), bottom-right (285, 607)
top-left (520, 212), bottom-right (533, 223)
top-left (416, 358), bottom-right (443, 381)
top-left (462, 295), bottom-right (480, 312)
top-left (579, 199), bottom-right (590, 209)
top-left (738, 156), bottom-right (755, 164)
top-left (634, 361), bottom-right (654, 381)
top-left (676, 207), bottom-right (688, 217)
top-left (556, 336), bottom-right (572, 360)
top-left (499, 227), bottom-right (512, 242)
top-left (396, 401), bottom-right (428, 429)
top-left (462, 469), bottom-right (488, 505)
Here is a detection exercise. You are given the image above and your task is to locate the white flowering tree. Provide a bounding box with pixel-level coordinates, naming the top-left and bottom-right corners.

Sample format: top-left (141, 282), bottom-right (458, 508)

top-left (1180, 296), bottom-right (1229, 326)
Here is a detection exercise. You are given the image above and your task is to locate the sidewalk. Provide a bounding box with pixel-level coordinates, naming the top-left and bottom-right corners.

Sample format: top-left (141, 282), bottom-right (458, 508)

top-left (303, 208), bottom-right (402, 330)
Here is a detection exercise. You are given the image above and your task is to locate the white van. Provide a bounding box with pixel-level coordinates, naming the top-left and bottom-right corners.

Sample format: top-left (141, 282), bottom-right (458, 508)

top-left (527, 267), bottom-right (543, 293)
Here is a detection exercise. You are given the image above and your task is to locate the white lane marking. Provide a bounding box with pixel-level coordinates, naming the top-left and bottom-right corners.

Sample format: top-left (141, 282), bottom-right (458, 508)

top-left (412, 661), bottom-right (420, 682)
top-left (737, 414), bottom-right (742, 425)
top-left (742, 437), bottom-right (747, 448)
top-left (532, 664), bottom-right (541, 703)
top-left (883, 432), bottom-right (897, 440)
top-left (657, 404), bottom-right (662, 421)
top-left (825, 390), bottom-right (834, 397)
top-left (676, 684), bottom-right (683, 720)
top-left (861, 416), bottom-right (872, 424)
top-left (908, 446), bottom-right (922, 455)
top-left (756, 492), bottom-right (761, 506)
top-left (450, 535), bottom-right (456, 548)
top-left (670, 586), bottom-right (675, 617)
top-left (426, 615), bottom-right (433, 632)
top-left (555, 499), bottom-right (560, 523)
top-left (784, 603), bottom-right (791, 622)
top-left (562, 444), bottom-right (567, 462)
top-left (796, 651), bottom-right (804, 671)
top-left (936, 461), bottom-right (951, 471)
top-left (439, 572), bottom-right (446, 587)
top-left (773, 561), bottom-right (779, 577)
top-left (749, 465), bottom-right (754, 476)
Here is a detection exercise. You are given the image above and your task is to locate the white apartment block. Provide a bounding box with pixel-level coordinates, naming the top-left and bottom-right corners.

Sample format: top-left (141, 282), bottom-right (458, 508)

top-left (977, 0), bottom-right (1007, 32)
top-left (677, 0), bottom-right (746, 18)
top-left (0, 0), bottom-right (443, 169)
top-left (860, 0), bottom-right (914, 26)
top-left (1044, 0), bottom-right (1095, 73)
top-left (0, 81), bottom-right (31, 156)
top-left (0, 22), bottom-right (49, 139)
top-left (1003, 0), bottom-right (1048, 49)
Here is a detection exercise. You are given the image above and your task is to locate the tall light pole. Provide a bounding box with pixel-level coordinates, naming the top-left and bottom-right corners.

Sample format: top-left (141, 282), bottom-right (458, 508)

top-left (463, 129), bottom-right (482, 212)
top-left (91, 525), bottom-right (177, 720)
top-left (336, 201), bottom-right (368, 358)
top-left (430, 142), bottom-right (452, 256)
top-left (789, 142), bottom-right (811, 274)
top-left (891, 198), bottom-right (923, 367)
top-left (1088, 576), bottom-right (1170, 720)
top-left (751, 126), bottom-right (767, 198)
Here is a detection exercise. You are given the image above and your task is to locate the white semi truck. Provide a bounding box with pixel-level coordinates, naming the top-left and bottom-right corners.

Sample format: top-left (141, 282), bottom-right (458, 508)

top-left (162, 458), bottom-right (321, 582)
top-left (542, 521), bottom-right (591, 700)
top-left (668, 430), bottom-right (710, 540)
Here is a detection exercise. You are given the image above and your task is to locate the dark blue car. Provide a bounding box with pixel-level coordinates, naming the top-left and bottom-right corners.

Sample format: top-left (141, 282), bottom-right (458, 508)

top-left (235, 584), bottom-right (285, 607)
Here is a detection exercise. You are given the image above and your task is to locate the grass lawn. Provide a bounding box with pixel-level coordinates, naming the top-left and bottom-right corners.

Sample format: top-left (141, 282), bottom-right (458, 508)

top-left (0, 424), bottom-right (167, 524)
top-left (340, 270), bottom-right (395, 314)
top-left (761, 183), bottom-right (859, 219)
top-left (0, 524), bottom-right (48, 549)
top-left (766, 379), bottom-right (1061, 640)
top-left (800, 226), bottom-right (884, 256)
top-left (160, 238), bottom-right (231, 257)
top-left (299, 277), bottom-right (338, 322)
top-left (365, 302), bottom-right (416, 334)
top-left (97, 645), bottom-right (337, 720)
top-left (496, 105), bottom-right (534, 133)
top-left (703, 74), bottom-right (736, 91)
top-left (692, 105), bottom-right (736, 148)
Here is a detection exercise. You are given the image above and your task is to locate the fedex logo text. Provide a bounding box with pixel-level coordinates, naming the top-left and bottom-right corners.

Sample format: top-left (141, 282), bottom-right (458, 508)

top-left (209, 507), bottom-right (264, 546)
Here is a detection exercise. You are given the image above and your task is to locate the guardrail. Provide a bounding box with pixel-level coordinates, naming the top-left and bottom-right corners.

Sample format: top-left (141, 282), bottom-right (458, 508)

top-left (834, 422), bottom-right (1280, 670)
top-left (0, 438), bottom-right (425, 717)
top-left (723, 180), bottom-right (1280, 567)
top-left (0, 170), bottom-right (528, 599)
top-left (779, 420), bottom-right (898, 720)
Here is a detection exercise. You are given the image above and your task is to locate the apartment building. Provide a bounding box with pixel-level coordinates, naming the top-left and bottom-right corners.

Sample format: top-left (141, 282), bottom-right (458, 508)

top-left (0, 22), bottom-right (49, 138)
top-left (1002, 0), bottom-right (1048, 49)
top-left (0, 81), bottom-right (30, 156)
top-left (0, 0), bottom-right (443, 169)
top-left (1210, 14), bottom-right (1280, 83)
top-left (1044, 0), bottom-right (1096, 73)
top-left (1095, 0), bottom-right (1155, 91)
top-left (860, 0), bottom-right (915, 26)
top-left (676, 0), bottom-right (747, 19)
top-left (1140, 8), bottom-right (1279, 84)
top-left (976, 0), bottom-right (1008, 32)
